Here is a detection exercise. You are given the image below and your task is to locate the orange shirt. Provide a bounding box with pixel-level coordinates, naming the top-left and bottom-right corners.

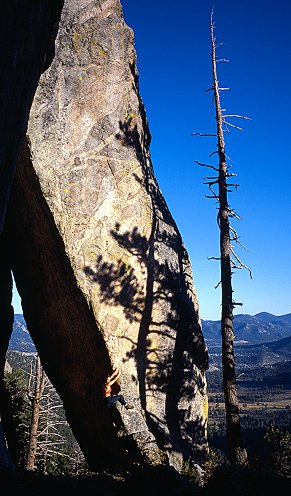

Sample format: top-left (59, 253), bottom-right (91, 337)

top-left (105, 384), bottom-right (111, 397)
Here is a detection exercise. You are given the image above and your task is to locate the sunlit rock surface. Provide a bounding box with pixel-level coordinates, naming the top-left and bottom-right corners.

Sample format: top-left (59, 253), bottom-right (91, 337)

top-left (5, 0), bottom-right (208, 470)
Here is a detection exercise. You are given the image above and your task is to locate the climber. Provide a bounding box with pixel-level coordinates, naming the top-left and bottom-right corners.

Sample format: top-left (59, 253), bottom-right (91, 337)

top-left (104, 368), bottom-right (134, 410)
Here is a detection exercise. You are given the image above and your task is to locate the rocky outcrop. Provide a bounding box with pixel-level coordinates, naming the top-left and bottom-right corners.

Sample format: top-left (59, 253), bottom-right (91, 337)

top-left (3, 0), bottom-right (208, 470)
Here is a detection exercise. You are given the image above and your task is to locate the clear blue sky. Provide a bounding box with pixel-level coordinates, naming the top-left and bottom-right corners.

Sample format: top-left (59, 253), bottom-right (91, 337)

top-left (120, 0), bottom-right (291, 320)
top-left (12, 0), bottom-right (291, 321)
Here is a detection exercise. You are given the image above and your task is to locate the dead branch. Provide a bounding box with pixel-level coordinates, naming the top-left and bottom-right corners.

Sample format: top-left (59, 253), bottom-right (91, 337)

top-left (204, 179), bottom-right (219, 186)
top-left (230, 248), bottom-right (252, 278)
top-left (227, 183), bottom-right (240, 189)
top-left (223, 114), bottom-right (251, 120)
top-left (206, 182), bottom-right (219, 197)
top-left (222, 120), bottom-right (243, 131)
top-left (191, 132), bottom-right (217, 137)
top-left (194, 160), bottom-right (219, 171)
top-left (228, 207), bottom-right (243, 221)
top-left (229, 226), bottom-right (240, 241)
top-left (231, 264), bottom-right (243, 270)
top-left (205, 194), bottom-right (219, 200)
top-left (215, 42), bottom-right (227, 48)
top-left (37, 448), bottom-right (75, 459)
top-left (229, 226), bottom-right (249, 251)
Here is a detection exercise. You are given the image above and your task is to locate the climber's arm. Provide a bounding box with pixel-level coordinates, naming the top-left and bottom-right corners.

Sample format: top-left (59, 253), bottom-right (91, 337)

top-left (108, 368), bottom-right (120, 386)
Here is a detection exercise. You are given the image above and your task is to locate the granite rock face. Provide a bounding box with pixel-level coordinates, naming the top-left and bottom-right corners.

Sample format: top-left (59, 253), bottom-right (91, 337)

top-left (4, 0), bottom-right (208, 470)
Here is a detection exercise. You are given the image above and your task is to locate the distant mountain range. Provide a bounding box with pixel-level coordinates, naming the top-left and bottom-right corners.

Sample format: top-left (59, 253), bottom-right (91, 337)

top-left (202, 312), bottom-right (291, 346)
top-left (234, 334), bottom-right (291, 368)
top-left (9, 312), bottom-right (291, 369)
top-left (202, 312), bottom-right (291, 370)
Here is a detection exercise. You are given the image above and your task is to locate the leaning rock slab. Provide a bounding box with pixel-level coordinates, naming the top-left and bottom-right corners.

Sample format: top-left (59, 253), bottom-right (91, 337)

top-left (6, 0), bottom-right (208, 470)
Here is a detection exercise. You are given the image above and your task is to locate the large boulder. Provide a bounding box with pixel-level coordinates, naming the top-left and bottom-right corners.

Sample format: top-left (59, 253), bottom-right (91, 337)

top-left (4, 0), bottom-right (208, 470)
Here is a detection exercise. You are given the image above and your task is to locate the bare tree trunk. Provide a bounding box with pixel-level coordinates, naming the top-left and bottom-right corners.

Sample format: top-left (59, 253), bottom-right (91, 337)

top-left (25, 355), bottom-right (46, 471)
top-left (210, 15), bottom-right (249, 467)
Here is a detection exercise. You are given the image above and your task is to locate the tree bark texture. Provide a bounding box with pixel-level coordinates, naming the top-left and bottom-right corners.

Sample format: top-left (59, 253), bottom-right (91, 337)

top-left (25, 356), bottom-right (46, 471)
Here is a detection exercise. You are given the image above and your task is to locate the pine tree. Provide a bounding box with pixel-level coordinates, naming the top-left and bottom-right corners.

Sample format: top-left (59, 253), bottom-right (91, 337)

top-left (3, 368), bottom-right (30, 466)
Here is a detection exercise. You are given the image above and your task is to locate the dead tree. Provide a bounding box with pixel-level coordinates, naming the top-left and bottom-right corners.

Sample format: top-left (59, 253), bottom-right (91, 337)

top-left (37, 380), bottom-right (71, 474)
top-left (24, 355), bottom-right (85, 474)
top-left (193, 12), bottom-right (251, 466)
top-left (25, 355), bottom-right (47, 471)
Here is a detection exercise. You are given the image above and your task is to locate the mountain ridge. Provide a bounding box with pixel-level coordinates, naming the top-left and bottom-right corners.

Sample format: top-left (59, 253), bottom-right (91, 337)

top-left (202, 312), bottom-right (291, 346)
top-left (234, 334), bottom-right (291, 368)
top-left (8, 312), bottom-right (291, 371)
